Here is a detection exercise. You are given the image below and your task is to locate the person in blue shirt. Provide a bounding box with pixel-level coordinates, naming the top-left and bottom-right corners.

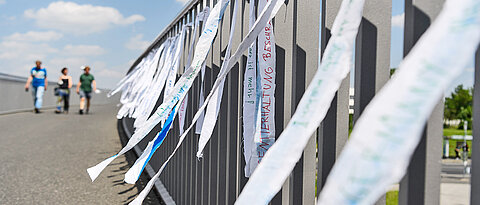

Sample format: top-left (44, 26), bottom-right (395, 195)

top-left (24, 60), bottom-right (48, 113)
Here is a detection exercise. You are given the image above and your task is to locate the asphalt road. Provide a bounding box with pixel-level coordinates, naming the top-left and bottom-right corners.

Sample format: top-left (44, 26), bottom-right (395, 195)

top-left (0, 105), bottom-right (162, 205)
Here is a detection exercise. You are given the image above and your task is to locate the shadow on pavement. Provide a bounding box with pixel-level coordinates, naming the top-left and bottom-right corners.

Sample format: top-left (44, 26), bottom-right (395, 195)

top-left (117, 119), bottom-right (165, 205)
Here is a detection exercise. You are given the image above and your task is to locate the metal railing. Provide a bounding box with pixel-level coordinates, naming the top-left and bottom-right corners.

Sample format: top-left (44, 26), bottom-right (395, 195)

top-left (120, 0), bottom-right (480, 204)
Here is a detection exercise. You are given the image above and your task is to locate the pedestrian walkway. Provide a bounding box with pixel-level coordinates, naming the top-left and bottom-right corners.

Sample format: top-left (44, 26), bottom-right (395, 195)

top-left (0, 104), bottom-right (162, 205)
top-left (441, 183), bottom-right (470, 205)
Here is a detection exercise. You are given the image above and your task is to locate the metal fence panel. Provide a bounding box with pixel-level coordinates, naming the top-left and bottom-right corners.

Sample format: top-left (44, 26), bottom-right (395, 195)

top-left (118, 0), bottom-right (479, 204)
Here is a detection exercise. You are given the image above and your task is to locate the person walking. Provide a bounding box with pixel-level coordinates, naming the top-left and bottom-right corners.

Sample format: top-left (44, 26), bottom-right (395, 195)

top-left (25, 60), bottom-right (48, 114)
top-left (76, 66), bottom-right (96, 115)
top-left (55, 67), bottom-right (72, 114)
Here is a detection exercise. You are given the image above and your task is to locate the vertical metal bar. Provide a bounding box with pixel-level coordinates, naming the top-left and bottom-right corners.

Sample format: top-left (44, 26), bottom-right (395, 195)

top-left (353, 0), bottom-right (391, 122)
top-left (271, 0), bottom-right (294, 204)
top-left (226, 0), bottom-right (241, 203)
top-left (201, 1), bottom-right (210, 203)
top-left (189, 7), bottom-right (198, 205)
top-left (472, 46), bottom-right (480, 204)
top-left (317, 0), bottom-right (349, 194)
top-left (196, 3), bottom-right (204, 205)
top-left (217, 1), bottom-right (231, 204)
top-left (290, 0), bottom-right (306, 203)
top-left (167, 28), bottom-right (174, 195)
top-left (180, 17), bottom-right (187, 205)
top-left (186, 9), bottom-right (193, 205)
top-left (208, 1), bottom-right (221, 204)
top-left (295, 0), bottom-right (320, 204)
top-left (353, 1), bottom-right (391, 204)
top-left (182, 14), bottom-right (190, 205)
top-left (399, 0), bottom-right (444, 204)
top-left (203, 2), bottom-right (213, 204)
top-left (238, 0), bottom-right (250, 196)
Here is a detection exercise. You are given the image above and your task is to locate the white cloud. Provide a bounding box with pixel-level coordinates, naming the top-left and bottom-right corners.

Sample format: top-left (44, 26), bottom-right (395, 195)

top-left (0, 40), bottom-right (58, 76)
top-left (0, 0), bottom-right (6, 5)
top-left (97, 68), bottom-right (124, 78)
top-left (90, 61), bottom-right (129, 88)
top-left (24, 1), bottom-right (145, 34)
top-left (175, 0), bottom-right (190, 5)
top-left (50, 57), bottom-right (87, 68)
top-left (3, 31), bottom-right (63, 42)
top-left (63, 44), bottom-right (105, 56)
top-left (125, 34), bottom-right (150, 50)
top-left (0, 40), bottom-right (58, 60)
top-left (392, 13), bottom-right (404, 28)
top-left (466, 67), bottom-right (474, 72)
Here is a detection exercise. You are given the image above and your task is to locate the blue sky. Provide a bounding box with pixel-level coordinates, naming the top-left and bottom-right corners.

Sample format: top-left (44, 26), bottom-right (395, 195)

top-left (0, 0), bottom-right (187, 88)
top-left (0, 0), bottom-right (474, 94)
top-left (389, 0), bottom-right (474, 96)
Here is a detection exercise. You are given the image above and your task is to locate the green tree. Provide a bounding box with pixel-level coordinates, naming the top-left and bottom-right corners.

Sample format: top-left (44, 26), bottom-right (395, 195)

top-left (390, 68), bottom-right (396, 77)
top-left (444, 85), bottom-right (473, 129)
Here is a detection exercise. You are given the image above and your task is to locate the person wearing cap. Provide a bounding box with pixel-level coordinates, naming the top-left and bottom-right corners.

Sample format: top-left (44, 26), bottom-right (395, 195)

top-left (25, 60), bottom-right (48, 113)
top-left (76, 66), bottom-right (96, 114)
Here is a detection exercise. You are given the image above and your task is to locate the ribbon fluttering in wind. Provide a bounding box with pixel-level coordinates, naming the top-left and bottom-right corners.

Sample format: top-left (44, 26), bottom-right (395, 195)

top-left (86, 0), bottom-right (226, 181)
top-left (236, 0), bottom-right (366, 203)
top-left (318, 1), bottom-right (480, 204)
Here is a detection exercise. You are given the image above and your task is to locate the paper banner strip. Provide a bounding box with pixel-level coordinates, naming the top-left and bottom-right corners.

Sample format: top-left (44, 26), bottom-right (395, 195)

top-left (318, 1), bottom-right (480, 204)
top-left (86, 0), bottom-right (227, 181)
top-left (129, 0), bottom-right (286, 203)
top-left (124, 105), bottom-right (178, 184)
top-left (242, 0), bottom-right (257, 177)
top-left (197, 0), bottom-right (239, 158)
top-left (235, 0), bottom-right (365, 203)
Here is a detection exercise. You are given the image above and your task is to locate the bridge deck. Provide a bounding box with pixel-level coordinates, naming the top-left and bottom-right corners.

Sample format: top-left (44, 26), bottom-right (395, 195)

top-left (0, 104), bottom-right (161, 205)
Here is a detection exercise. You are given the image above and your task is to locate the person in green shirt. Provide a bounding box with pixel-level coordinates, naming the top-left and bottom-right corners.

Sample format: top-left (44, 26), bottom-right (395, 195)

top-left (76, 66), bottom-right (96, 114)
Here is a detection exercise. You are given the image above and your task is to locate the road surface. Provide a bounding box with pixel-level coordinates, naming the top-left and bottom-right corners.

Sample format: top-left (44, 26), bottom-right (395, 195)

top-left (0, 105), bottom-right (162, 205)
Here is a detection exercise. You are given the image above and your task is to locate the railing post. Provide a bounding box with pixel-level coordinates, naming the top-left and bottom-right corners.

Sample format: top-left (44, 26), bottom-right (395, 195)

top-left (272, 0), bottom-right (295, 204)
top-left (227, 0), bottom-right (243, 203)
top-left (353, 0), bottom-right (392, 204)
top-left (317, 0), bottom-right (349, 195)
top-left (217, 1), bottom-right (231, 204)
top-left (472, 46), bottom-right (480, 204)
top-left (202, 2), bottom-right (213, 204)
top-left (294, 0), bottom-right (320, 204)
top-left (237, 0), bottom-right (249, 199)
top-left (399, 0), bottom-right (444, 204)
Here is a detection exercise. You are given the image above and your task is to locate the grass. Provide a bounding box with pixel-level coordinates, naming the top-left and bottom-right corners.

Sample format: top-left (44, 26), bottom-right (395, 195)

top-left (443, 128), bottom-right (473, 158)
top-left (443, 128), bottom-right (472, 136)
top-left (386, 191), bottom-right (398, 205)
top-left (445, 139), bottom-right (472, 158)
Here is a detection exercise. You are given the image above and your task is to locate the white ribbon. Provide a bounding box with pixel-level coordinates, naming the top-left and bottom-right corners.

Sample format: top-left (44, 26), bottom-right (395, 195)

top-left (178, 94), bottom-right (188, 135)
top-left (128, 0), bottom-right (286, 203)
top-left (195, 63), bottom-right (207, 134)
top-left (132, 39), bottom-right (172, 125)
top-left (124, 105), bottom-right (178, 184)
top-left (195, 8), bottom-right (211, 135)
top-left (242, 0), bottom-right (257, 177)
top-left (318, 1), bottom-right (480, 204)
top-left (129, 41), bottom-right (171, 118)
top-left (246, 0), bottom-right (277, 177)
top-left (87, 0), bottom-right (229, 182)
top-left (164, 27), bottom-right (186, 101)
top-left (235, 0), bottom-right (365, 203)
top-left (116, 43), bottom-right (167, 119)
top-left (146, 0), bottom-right (230, 123)
top-left (197, 0), bottom-right (239, 158)
top-left (134, 38), bottom-right (176, 128)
